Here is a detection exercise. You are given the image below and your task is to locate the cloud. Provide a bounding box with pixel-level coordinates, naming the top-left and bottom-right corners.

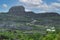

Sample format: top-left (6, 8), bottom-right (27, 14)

top-left (2, 4), bottom-right (8, 8)
top-left (19, 0), bottom-right (43, 5)
top-left (51, 2), bottom-right (60, 8)
top-left (58, 0), bottom-right (60, 1)
top-left (19, 0), bottom-right (28, 2)
top-left (19, 0), bottom-right (60, 13)
top-left (25, 9), bottom-right (31, 12)
top-left (19, 0), bottom-right (48, 9)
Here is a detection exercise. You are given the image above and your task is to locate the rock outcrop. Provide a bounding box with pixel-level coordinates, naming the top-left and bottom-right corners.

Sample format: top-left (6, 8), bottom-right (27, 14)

top-left (9, 6), bottom-right (25, 16)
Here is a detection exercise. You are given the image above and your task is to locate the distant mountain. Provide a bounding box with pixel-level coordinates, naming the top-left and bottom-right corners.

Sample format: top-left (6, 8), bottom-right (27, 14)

top-left (0, 6), bottom-right (60, 30)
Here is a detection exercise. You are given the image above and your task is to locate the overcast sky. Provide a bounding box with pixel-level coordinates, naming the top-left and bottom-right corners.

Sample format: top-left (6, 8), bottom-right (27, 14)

top-left (0, 0), bottom-right (60, 13)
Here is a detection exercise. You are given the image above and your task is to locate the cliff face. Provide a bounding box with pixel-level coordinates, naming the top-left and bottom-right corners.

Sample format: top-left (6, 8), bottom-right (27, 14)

top-left (9, 6), bottom-right (25, 16)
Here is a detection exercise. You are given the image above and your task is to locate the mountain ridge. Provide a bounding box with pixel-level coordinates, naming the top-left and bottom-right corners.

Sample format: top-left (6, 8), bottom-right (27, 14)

top-left (0, 6), bottom-right (60, 30)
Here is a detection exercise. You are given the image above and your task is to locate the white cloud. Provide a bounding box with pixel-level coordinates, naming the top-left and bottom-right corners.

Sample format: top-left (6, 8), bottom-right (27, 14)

top-left (2, 4), bottom-right (8, 8)
top-left (25, 9), bottom-right (31, 11)
top-left (18, 0), bottom-right (60, 13)
top-left (19, 0), bottom-right (43, 5)
top-left (19, 0), bottom-right (28, 2)
top-left (58, 0), bottom-right (60, 1)
top-left (51, 2), bottom-right (60, 8)
top-left (19, 0), bottom-right (49, 10)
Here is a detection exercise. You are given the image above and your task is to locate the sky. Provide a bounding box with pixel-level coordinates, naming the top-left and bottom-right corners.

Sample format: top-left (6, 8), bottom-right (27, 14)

top-left (0, 0), bottom-right (60, 13)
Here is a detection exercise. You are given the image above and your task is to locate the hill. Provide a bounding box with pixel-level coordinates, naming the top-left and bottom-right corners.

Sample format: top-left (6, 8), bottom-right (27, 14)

top-left (0, 6), bottom-right (60, 33)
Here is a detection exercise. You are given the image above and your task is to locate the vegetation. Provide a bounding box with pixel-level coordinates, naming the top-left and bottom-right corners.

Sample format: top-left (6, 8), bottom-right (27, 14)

top-left (0, 29), bottom-right (59, 40)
